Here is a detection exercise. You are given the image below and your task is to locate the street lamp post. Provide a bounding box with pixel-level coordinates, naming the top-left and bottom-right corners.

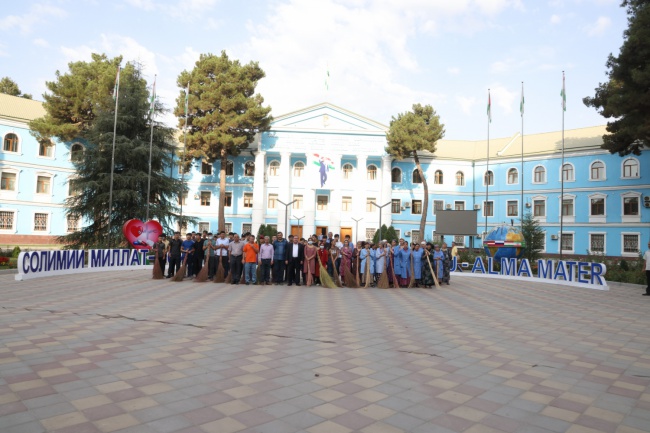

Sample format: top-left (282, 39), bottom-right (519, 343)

top-left (371, 201), bottom-right (392, 243)
top-left (292, 215), bottom-right (305, 238)
top-left (351, 217), bottom-right (363, 243)
top-left (277, 199), bottom-right (296, 236)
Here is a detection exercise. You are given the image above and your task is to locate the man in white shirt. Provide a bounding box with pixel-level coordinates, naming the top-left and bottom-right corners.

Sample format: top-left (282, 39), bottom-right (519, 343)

top-left (216, 231), bottom-right (230, 279)
top-left (643, 240), bottom-right (650, 296)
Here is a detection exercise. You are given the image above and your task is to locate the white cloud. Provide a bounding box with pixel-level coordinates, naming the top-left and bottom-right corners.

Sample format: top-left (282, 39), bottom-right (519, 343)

top-left (447, 67), bottom-right (461, 75)
top-left (457, 96), bottom-right (477, 114)
top-left (550, 14), bottom-right (561, 24)
top-left (124, 0), bottom-right (218, 20)
top-left (0, 3), bottom-right (67, 34)
top-left (490, 84), bottom-right (517, 115)
top-left (33, 38), bottom-right (49, 48)
top-left (586, 16), bottom-right (611, 36)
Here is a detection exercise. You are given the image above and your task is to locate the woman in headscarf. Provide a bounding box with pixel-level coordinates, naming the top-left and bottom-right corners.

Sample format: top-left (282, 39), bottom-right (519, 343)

top-left (440, 242), bottom-right (452, 285)
top-left (411, 242), bottom-right (424, 288)
top-left (432, 244), bottom-right (444, 282)
top-left (339, 239), bottom-right (353, 283)
top-left (359, 242), bottom-right (370, 285)
top-left (391, 240), bottom-right (402, 286)
top-left (373, 242), bottom-right (385, 284)
top-left (395, 241), bottom-right (411, 287)
top-left (421, 242), bottom-right (435, 288)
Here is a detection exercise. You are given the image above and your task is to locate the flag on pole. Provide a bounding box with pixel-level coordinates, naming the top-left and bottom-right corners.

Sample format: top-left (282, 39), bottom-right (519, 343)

top-left (560, 72), bottom-right (566, 111)
top-left (520, 82), bottom-right (524, 117)
top-left (487, 90), bottom-right (492, 123)
top-left (149, 75), bottom-right (156, 116)
top-left (325, 67), bottom-right (330, 91)
top-left (113, 66), bottom-right (121, 101)
top-left (184, 83), bottom-right (189, 116)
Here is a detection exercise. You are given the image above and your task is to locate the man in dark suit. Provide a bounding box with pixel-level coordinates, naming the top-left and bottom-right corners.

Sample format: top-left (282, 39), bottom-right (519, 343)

top-left (285, 236), bottom-right (304, 286)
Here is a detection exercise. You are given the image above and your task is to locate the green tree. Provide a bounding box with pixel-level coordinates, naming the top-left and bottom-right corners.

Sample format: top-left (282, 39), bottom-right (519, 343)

top-left (583, 0), bottom-right (650, 155)
top-left (372, 225), bottom-right (399, 244)
top-left (0, 77), bottom-right (32, 99)
top-left (520, 212), bottom-right (545, 264)
top-left (175, 51), bottom-right (272, 232)
top-left (386, 104), bottom-right (445, 237)
top-left (30, 54), bottom-right (122, 142)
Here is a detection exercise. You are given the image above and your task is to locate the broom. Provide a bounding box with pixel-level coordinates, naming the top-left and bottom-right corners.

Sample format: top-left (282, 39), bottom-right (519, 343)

top-left (224, 251), bottom-right (232, 284)
top-left (377, 248), bottom-right (389, 289)
top-left (425, 251), bottom-right (441, 289)
top-left (391, 250), bottom-right (400, 289)
top-left (408, 252), bottom-right (415, 288)
top-left (152, 247), bottom-right (164, 280)
top-left (172, 254), bottom-right (188, 282)
top-left (331, 251), bottom-right (343, 287)
top-left (355, 251), bottom-right (360, 287)
top-left (194, 243), bottom-right (210, 282)
top-left (317, 252), bottom-right (337, 288)
top-left (213, 254), bottom-right (225, 283)
top-left (364, 251), bottom-right (371, 288)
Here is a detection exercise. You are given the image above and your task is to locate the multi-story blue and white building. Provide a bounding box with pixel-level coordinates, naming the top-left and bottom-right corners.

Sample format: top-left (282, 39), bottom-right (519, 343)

top-left (2, 95), bottom-right (649, 257)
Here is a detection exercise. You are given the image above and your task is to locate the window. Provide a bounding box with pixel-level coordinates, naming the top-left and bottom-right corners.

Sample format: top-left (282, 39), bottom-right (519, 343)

top-left (201, 161), bottom-right (212, 175)
top-left (412, 200), bottom-right (422, 214)
top-left (198, 222), bottom-right (210, 233)
top-left (367, 198), bottom-right (376, 212)
top-left (484, 170), bottom-right (494, 186)
top-left (70, 143), bottom-right (84, 162)
top-left (0, 210), bottom-right (15, 230)
top-left (225, 160), bottom-right (234, 176)
top-left (391, 167), bottom-right (401, 183)
top-left (178, 191), bottom-right (188, 206)
top-left (38, 140), bottom-right (54, 157)
top-left (243, 192), bottom-right (253, 208)
top-left (562, 163), bottom-right (574, 181)
top-left (533, 166), bottom-right (546, 183)
top-left (67, 214), bottom-right (79, 233)
top-left (434, 170), bottom-right (443, 185)
top-left (1, 172), bottom-right (16, 191)
top-left (622, 158), bottom-right (639, 178)
top-left (224, 223), bottom-right (232, 233)
top-left (224, 192), bottom-right (232, 207)
top-left (3, 133), bottom-right (18, 152)
top-left (483, 201), bottom-right (494, 217)
top-left (433, 200), bottom-right (444, 215)
top-left (343, 163), bottom-right (353, 179)
top-left (269, 160), bottom-right (280, 177)
top-left (367, 165), bottom-right (377, 180)
top-left (533, 199), bottom-right (546, 217)
top-left (244, 161), bottom-right (255, 177)
top-left (317, 195), bottom-right (329, 210)
top-left (412, 169), bottom-right (422, 184)
top-left (411, 230), bottom-right (421, 244)
top-left (623, 233), bottom-right (640, 255)
top-left (293, 162), bottom-right (304, 177)
top-left (200, 191), bottom-right (211, 206)
top-left (242, 223), bottom-right (252, 234)
top-left (342, 196), bottom-right (352, 212)
top-left (590, 198), bottom-right (605, 216)
top-left (590, 233), bottom-right (605, 253)
top-left (36, 175), bottom-right (51, 194)
top-left (394, 229), bottom-right (401, 239)
top-left (624, 196), bottom-right (639, 216)
top-left (507, 168), bottom-right (518, 184)
top-left (391, 199), bottom-right (401, 214)
top-left (454, 235), bottom-right (465, 247)
top-left (293, 194), bottom-right (303, 209)
top-left (590, 161), bottom-right (605, 180)
top-left (561, 233), bottom-right (573, 252)
top-left (365, 228), bottom-right (376, 241)
top-left (507, 200), bottom-right (518, 217)
top-left (268, 193), bottom-right (277, 209)
top-left (454, 201), bottom-right (465, 211)
top-left (456, 171), bottom-right (465, 186)
top-left (34, 213), bottom-right (48, 232)
top-left (562, 198), bottom-right (574, 216)
top-left (68, 179), bottom-right (80, 197)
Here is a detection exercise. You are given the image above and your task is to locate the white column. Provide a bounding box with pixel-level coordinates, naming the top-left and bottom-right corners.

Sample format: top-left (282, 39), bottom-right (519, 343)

top-left (303, 185), bottom-right (315, 238)
top-left (251, 150), bottom-right (266, 233)
top-left (278, 151), bottom-right (292, 234)
top-left (355, 154), bottom-right (367, 242)
top-left (380, 155), bottom-right (393, 233)
top-left (328, 154), bottom-right (342, 236)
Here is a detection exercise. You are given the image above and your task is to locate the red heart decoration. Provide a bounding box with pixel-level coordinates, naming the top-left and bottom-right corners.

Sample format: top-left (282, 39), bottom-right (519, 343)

top-left (123, 219), bottom-right (164, 249)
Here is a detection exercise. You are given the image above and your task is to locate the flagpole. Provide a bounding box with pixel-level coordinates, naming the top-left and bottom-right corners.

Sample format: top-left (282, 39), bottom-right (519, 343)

top-left (520, 81), bottom-right (524, 224)
top-left (179, 83), bottom-right (189, 232)
top-left (107, 66), bottom-right (120, 247)
top-left (560, 71), bottom-right (566, 260)
top-left (146, 74), bottom-right (156, 223)
top-left (485, 89), bottom-right (490, 239)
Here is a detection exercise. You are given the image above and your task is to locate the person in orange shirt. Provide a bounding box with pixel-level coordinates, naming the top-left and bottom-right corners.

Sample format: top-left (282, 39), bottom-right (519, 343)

top-left (242, 235), bottom-right (260, 285)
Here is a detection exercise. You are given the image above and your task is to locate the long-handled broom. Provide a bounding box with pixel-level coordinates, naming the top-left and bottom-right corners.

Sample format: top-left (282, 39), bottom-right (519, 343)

top-left (364, 252), bottom-right (372, 288)
top-left (425, 251), bottom-right (441, 289)
top-left (213, 254), bottom-right (225, 283)
top-left (408, 253), bottom-right (415, 288)
top-left (355, 251), bottom-right (360, 287)
top-left (172, 254), bottom-right (188, 282)
top-left (194, 243), bottom-right (210, 282)
top-left (224, 251), bottom-right (232, 284)
top-left (391, 250), bottom-right (400, 289)
top-left (317, 252), bottom-right (337, 288)
top-left (152, 247), bottom-right (164, 280)
top-left (330, 250), bottom-right (343, 287)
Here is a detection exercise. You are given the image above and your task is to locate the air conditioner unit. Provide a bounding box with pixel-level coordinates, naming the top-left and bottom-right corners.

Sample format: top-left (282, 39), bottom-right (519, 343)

top-left (403, 202), bottom-right (411, 208)
top-left (401, 206), bottom-right (406, 211)
top-left (525, 202), bottom-right (531, 208)
top-left (550, 234), bottom-right (558, 240)
top-left (474, 204), bottom-right (481, 210)
top-left (404, 231), bottom-right (412, 237)
top-left (445, 204), bottom-right (452, 210)
top-left (644, 197), bottom-right (650, 208)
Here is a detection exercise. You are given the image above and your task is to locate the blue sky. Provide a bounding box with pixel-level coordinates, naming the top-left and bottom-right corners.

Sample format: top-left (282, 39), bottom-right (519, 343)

top-left (1, 0), bottom-right (628, 140)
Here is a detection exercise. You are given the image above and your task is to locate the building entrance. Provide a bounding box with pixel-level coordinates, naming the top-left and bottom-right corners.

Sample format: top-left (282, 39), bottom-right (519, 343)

top-left (315, 226), bottom-right (328, 239)
top-left (340, 227), bottom-right (352, 243)
top-left (291, 225), bottom-right (303, 239)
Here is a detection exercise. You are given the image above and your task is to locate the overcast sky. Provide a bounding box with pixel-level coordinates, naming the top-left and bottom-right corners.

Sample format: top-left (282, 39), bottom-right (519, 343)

top-left (1, 0), bottom-right (628, 140)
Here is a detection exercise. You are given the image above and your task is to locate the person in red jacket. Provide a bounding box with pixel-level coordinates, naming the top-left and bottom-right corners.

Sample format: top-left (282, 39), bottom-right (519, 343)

top-left (315, 240), bottom-right (329, 286)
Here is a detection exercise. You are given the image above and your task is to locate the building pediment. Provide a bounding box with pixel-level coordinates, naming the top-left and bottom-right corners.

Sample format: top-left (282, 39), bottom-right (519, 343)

top-left (271, 102), bottom-right (388, 135)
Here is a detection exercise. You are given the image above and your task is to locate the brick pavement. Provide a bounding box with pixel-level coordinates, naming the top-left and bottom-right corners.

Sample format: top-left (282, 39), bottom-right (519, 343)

top-left (1, 271), bottom-right (649, 433)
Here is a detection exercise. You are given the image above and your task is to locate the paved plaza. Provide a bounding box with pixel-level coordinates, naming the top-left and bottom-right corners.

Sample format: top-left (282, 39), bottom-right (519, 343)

top-left (1, 271), bottom-right (649, 433)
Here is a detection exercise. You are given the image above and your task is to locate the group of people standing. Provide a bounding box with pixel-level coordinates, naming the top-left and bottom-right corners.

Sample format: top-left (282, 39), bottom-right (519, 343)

top-left (153, 229), bottom-right (459, 288)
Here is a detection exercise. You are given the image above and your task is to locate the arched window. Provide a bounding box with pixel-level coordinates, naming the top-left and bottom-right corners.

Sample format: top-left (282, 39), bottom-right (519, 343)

top-left (434, 170), bottom-right (443, 184)
top-left (367, 164), bottom-right (377, 180)
top-left (268, 160), bottom-right (280, 177)
top-left (225, 160), bottom-right (234, 176)
top-left (3, 133), bottom-right (18, 152)
top-left (38, 139), bottom-right (54, 157)
top-left (562, 163), bottom-right (574, 181)
top-left (507, 168), bottom-right (518, 184)
top-left (484, 170), bottom-right (494, 186)
top-left (456, 171), bottom-right (465, 186)
top-left (293, 161), bottom-right (304, 177)
top-left (70, 143), bottom-right (84, 162)
top-left (342, 163), bottom-right (353, 179)
top-left (533, 166), bottom-right (546, 183)
top-left (622, 158), bottom-right (639, 178)
top-left (590, 161), bottom-right (605, 180)
top-left (244, 161), bottom-right (255, 177)
top-left (391, 167), bottom-right (401, 183)
top-left (412, 169), bottom-right (422, 184)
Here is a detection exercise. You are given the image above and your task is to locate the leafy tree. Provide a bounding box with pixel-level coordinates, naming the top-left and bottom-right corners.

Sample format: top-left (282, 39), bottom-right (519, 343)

top-left (372, 225), bottom-right (399, 243)
top-left (30, 54), bottom-right (122, 142)
top-left (257, 224), bottom-right (278, 241)
top-left (583, 0), bottom-right (650, 155)
top-left (175, 51), bottom-right (272, 232)
top-left (386, 104), bottom-right (445, 237)
top-left (0, 77), bottom-right (32, 99)
top-left (520, 212), bottom-right (545, 264)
